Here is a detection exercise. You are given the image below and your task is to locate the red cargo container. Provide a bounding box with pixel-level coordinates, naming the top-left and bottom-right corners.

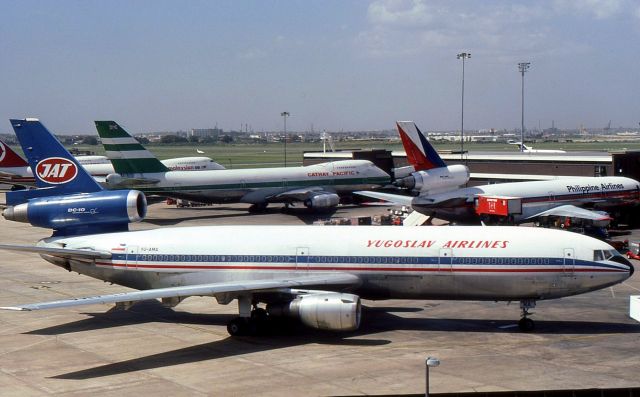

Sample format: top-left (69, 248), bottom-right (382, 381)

top-left (475, 195), bottom-right (522, 216)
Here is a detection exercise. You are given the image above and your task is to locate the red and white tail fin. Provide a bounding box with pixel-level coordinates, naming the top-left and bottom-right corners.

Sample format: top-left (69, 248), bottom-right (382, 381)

top-left (396, 121), bottom-right (447, 171)
top-left (0, 139), bottom-right (28, 167)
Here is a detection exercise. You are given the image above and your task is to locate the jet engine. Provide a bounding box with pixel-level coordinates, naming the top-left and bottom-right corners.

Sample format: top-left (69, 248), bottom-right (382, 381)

top-left (2, 190), bottom-right (147, 233)
top-left (268, 292), bottom-right (361, 331)
top-left (394, 164), bottom-right (469, 194)
top-left (304, 193), bottom-right (340, 209)
top-left (105, 173), bottom-right (124, 187)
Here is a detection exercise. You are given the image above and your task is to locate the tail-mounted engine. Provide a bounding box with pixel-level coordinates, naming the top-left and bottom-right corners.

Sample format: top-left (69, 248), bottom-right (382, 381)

top-left (2, 190), bottom-right (147, 235)
top-left (268, 292), bottom-right (361, 331)
top-left (394, 164), bottom-right (469, 194)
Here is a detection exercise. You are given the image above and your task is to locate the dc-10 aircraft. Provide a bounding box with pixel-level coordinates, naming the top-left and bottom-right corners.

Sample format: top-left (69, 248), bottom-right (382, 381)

top-left (0, 138), bottom-right (224, 188)
top-left (94, 121), bottom-right (390, 212)
top-left (357, 121), bottom-right (640, 224)
top-left (0, 118), bottom-right (633, 335)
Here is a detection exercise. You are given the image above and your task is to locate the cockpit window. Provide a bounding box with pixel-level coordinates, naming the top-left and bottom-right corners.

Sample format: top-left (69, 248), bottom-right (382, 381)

top-left (594, 249), bottom-right (622, 261)
top-left (593, 250), bottom-right (604, 261)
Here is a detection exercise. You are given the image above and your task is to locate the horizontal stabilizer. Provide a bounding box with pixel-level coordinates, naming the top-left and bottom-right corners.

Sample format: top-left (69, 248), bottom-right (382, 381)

top-left (353, 191), bottom-right (414, 206)
top-left (0, 244), bottom-right (112, 260)
top-left (526, 205), bottom-right (612, 221)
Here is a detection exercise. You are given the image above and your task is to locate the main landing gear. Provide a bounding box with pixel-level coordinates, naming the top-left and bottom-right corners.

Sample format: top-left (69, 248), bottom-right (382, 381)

top-left (518, 299), bottom-right (536, 332)
top-left (226, 297), bottom-right (271, 336)
top-left (248, 203), bottom-right (268, 213)
top-left (226, 308), bottom-right (271, 336)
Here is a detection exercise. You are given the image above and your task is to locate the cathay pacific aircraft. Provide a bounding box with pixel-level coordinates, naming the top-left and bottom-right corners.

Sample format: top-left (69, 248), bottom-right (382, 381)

top-left (94, 121), bottom-right (390, 212)
top-left (0, 119), bottom-right (633, 335)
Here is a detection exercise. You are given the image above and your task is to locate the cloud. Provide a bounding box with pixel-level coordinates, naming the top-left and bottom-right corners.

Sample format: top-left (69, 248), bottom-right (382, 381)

top-left (553, 0), bottom-right (624, 19)
top-left (237, 48), bottom-right (267, 60)
top-left (355, 0), bottom-right (636, 59)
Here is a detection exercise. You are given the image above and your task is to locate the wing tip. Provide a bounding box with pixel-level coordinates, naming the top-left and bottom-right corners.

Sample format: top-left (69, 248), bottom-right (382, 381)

top-left (0, 306), bottom-right (31, 311)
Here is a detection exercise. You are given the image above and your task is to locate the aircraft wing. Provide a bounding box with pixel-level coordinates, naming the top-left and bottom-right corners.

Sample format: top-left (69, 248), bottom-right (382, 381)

top-left (525, 204), bottom-right (612, 221)
top-left (0, 273), bottom-right (361, 311)
top-left (269, 187), bottom-right (330, 202)
top-left (106, 176), bottom-right (161, 188)
top-left (0, 244), bottom-right (112, 260)
top-left (353, 191), bottom-right (414, 206)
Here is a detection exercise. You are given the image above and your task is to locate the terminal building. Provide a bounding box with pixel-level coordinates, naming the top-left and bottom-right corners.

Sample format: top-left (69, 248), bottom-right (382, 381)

top-left (303, 149), bottom-right (640, 186)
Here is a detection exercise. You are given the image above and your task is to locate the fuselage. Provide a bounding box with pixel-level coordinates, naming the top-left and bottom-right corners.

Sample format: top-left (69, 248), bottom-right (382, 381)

top-left (123, 160), bottom-right (390, 204)
top-left (413, 176), bottom-right (640, 222)
top-left (40, 225), bottom-right (633, 302)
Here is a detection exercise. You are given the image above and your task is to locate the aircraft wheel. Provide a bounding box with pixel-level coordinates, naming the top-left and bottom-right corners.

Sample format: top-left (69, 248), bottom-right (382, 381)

top-left (248, 203), bottom-right (268, 213)
top-left (251, 307), bottom-right (268, 320)
top-left (518, 318), bottom-right (535, 332)
top-left (227, 318), bottom-right (249, 336)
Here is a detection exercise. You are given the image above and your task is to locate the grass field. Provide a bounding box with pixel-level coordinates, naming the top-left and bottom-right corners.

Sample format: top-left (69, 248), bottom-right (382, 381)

top-left (64, 139), bottom-right (640, 169)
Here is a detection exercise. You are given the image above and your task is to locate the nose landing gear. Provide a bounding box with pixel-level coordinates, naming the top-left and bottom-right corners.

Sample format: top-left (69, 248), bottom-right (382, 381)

top-left (518, 299), bottom-right (536, 332)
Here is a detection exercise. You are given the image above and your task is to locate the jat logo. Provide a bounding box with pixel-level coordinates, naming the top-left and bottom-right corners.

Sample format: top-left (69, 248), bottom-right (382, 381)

top-left (36, 157), bottom-right (78, 184)
top-left (0, 141), bottom-right (6, 163)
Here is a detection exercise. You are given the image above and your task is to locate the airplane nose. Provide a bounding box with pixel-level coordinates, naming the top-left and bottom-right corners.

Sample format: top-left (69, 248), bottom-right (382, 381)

top-left (611, 255), bottom-right (634, 277)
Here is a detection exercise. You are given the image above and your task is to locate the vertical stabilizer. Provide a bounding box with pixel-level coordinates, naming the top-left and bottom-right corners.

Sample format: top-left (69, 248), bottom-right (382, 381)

top-left (0, 139), bottom-right (28, 167)
top-left (396, 121), bottom-right (446, 171)
top-left (9, 119), bottom-right (102, 195)
top-left (95, 121), bottom-right (169, 174)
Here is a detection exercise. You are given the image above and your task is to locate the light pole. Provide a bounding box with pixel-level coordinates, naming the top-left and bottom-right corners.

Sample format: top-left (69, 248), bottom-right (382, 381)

top-left (518, 62), bottom-right (530, 152)
top-left (425, 356), bottom-right (440, 397)
top-left (281, 111), bottom-right (290, 167)
top-left (457, 52), bottom-right (470, 160)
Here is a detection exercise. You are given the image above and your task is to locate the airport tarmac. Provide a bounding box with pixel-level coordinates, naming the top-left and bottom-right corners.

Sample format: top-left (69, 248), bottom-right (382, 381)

top-left (0, 200), bottom-right (639, 396)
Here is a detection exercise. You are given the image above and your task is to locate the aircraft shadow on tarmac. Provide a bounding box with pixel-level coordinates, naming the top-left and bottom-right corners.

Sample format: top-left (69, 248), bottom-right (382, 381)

top-left (20, 300), bottom-right (640, 380)
top-left (143, 206), bottom-right (335, 226)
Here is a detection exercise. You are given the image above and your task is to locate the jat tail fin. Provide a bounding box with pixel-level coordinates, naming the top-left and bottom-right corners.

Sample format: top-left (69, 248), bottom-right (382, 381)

top-left (95, 121), bottom-right (169, 174)
top-left (7, 119), bottom-right (103, 205)
top-left (396, 121), bottom-right (446, 171)
top-left (0, 139), bottom-right (28, 167)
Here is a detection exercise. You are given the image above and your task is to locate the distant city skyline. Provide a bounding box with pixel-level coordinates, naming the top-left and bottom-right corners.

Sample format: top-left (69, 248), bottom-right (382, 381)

top-left (2, 1), bottom-right (639, 135)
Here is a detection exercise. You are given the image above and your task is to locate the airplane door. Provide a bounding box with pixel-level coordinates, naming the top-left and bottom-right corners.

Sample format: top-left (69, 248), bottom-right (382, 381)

top-left (563, 248), bottom-right (575, 276)
top-left (548, 191), bottom-right (555, 202)
top-left (296, 247), bottom-right (309, 271)
top-left (125, 246), bottom-right (138, 269)
top-left (438, 248), bottom-right (453, 273)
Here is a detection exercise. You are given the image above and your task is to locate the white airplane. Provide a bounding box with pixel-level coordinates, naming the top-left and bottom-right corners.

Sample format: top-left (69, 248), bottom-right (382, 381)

top-left (81, 155), bottom-right (226, 178)
top-left (0, 138), bottom-right (225, 187)
top-left (508, 141), bottom-right (566, 154)
top-left (0, 119), bottom-right (633, 335)
top-left (94, 121), bottom-right (390, 211)
top-left (357, 122), bottom-right (640, 224)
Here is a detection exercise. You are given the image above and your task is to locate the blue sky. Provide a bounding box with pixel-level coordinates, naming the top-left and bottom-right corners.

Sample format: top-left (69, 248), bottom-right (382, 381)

top-left (1, 0), bottom-right (639, 134)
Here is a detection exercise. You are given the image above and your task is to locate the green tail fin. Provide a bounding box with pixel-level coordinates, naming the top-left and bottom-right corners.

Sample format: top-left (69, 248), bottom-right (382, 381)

top-left (94, 121), bottom-right (169, 174)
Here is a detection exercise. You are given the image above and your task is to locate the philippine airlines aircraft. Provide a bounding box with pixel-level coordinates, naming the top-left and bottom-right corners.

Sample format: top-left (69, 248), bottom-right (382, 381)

top-left (0, 119), bottom-right (633, 335)
top-left (0, 138), bottom-right (224, 188)
top-left (94, 121), bottom-right (390, 211)
top-left (357, 122), bottom-right (640, 224)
